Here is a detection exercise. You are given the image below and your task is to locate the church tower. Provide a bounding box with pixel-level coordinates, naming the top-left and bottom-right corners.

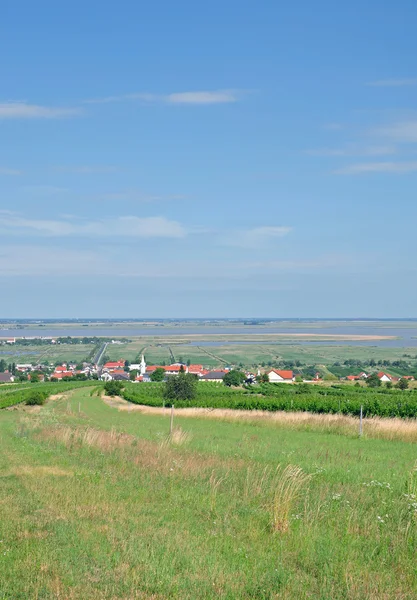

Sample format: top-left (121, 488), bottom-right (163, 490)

top-left (140, 354), bottom-right (146, 376)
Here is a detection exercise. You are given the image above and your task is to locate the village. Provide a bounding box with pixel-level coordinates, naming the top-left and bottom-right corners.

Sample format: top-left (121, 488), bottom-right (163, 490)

top-left (0, 351), bottom-right (414, 387)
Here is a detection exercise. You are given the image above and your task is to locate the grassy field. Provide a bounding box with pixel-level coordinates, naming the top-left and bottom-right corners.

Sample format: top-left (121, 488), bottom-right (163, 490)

top-left (1, 387), bottom-right (417, 598)
top-left (105, 338), bottom-right (417, 369)
top-left (0, 343), bottom-right (96, 365)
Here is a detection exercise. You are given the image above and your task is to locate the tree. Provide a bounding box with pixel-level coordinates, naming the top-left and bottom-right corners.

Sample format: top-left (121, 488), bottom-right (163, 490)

top-left (295, 375), bottom-right (303, 383)
top-left (30, 373), bottom-right (40, 383)
top-left (124, 360), bottom-right (130, 373)
top-left (366, 374), bottom-right (381, 388)
top-left (26, 390), bottom-right (47, 406)
top-left (150, 367), bottom-right (165, 382)
top-left (223, 370), bottom-right (246, 387)
top-left (104, 380), bottom-right (124, 396)
top-left (163, 372), bottom-right (198, 402)
top-left (0, 359), bottom-right (6, 373)
top-left (397, 378), bottom-right (409, 390)
top-left (129, 369), bottom-right (138, 381)
top-left (256, 373), bottom-right (269, 384)
top-left (187, 359), bottom-right (191, 366)
top-left (385, 381), bottom-right (393, 389)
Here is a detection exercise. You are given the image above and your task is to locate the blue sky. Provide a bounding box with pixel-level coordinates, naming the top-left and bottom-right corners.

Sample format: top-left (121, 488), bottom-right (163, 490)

top-left (1, 0), bottom-right (416, 318)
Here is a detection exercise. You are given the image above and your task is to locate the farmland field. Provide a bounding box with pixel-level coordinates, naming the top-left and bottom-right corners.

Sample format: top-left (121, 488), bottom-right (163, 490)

top-left (0, 342), bottom-right (97, 365)
top-left (1, 386), bottom-right (417, 598)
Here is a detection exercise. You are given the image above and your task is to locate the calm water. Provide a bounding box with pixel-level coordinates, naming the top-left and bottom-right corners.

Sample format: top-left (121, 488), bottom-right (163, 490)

top-left (1, 324), bottom-right (417, 347)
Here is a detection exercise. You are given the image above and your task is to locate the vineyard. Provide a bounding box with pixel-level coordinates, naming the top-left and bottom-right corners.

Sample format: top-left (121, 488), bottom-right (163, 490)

top-left (0, 381), bottom-right (102, 409)
top-left (122, 381), bottom-right (417, 418)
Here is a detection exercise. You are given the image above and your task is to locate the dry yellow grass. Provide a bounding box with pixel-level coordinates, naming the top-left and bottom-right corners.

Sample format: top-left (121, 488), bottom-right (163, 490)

top-left (102, 395), bottom-right (417, 443)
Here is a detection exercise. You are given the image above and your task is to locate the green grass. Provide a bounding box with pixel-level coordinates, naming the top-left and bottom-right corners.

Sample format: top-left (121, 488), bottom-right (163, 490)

top-left (0, 343), bottom-right (95, 365)
top-left (1, 387), bottom-right (417, 598)
top-left (105, 338), bottom-right (417, 369)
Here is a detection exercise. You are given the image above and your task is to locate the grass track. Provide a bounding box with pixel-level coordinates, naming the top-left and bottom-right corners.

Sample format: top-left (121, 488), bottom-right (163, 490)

top-left (1, 388), bottom-right (417, 598)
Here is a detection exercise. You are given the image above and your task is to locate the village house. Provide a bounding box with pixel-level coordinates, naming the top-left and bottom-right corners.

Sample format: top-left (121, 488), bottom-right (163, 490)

top-left (267, 369), bottom-right (295, 383)
top-left (201, 371), bottom-right (227, 382)
top-left (0, 372), bottom-right (14, 383)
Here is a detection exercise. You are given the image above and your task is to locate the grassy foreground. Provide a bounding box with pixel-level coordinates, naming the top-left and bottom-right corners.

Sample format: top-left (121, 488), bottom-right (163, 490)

top-left (1, 388), bottom-right (417, 599)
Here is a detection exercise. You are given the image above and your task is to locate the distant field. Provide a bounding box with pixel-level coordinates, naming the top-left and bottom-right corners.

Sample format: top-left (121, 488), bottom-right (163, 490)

top-left (106, 338), bottom-right (417, 368)
top-left (0, 343), bottom-right (95, 365)
top-left (1, 388), bottom-right (417, 598)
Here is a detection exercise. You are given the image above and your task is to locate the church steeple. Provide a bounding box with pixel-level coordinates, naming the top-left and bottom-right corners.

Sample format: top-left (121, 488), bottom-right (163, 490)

top-left (140, 354), bottom-right (146, 376)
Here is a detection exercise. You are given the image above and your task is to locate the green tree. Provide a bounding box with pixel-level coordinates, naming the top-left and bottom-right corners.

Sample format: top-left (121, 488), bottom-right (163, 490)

top-left (163, 372), bottom-right (198, 402)
top-left (0, 359), bottom-right (6, 373)
top-left (223, 370), bottom-right (246, 387)
top-left (124, 360), bottom-right (130, 373)
top-left (104, 380), bottom-right (124, 396)
top-left (30, 373), bottom-right (40, 383)
top-left (129, 369), bottom-right (138, 381)
top-left (397, 378), bottom-right (409, 390)
top-left (256, 373), bottom-right (269, 384)
top-left (385, 381), bottom-right (393, 389)
top-left (26, 390), bottom-right (47, 406)
top-left (366, 374), bottom-right (381, 388)
top-left (187, 359), bottom-right (191, 366)
top-left (150, 367), bottom-right (165, 382)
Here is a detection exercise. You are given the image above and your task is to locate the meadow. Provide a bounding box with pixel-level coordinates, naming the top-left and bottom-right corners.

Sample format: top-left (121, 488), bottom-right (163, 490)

top-left (1, 386), bottom-right (417, 598)
top-left (0, 342), bottom-right (98, 365)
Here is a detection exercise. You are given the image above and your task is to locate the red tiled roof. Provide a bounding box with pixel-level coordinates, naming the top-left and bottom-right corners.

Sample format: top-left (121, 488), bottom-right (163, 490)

top-left (268, 369), bottom-right (294, 379)
top-left (104, 361), bottom-right (125, 369)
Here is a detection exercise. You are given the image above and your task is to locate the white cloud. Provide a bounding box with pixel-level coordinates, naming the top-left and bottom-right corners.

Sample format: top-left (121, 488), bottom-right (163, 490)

top-left (367, 78), bottom-right (417, 87)
top-left (167, 91), bottom-right (239, 104)
top-left (84, 90), bottom-right (242, 105)
top-left (334, 161), bottom-right (417, 175)
top-left (0, 102), bottom-right (82, 119)
top-left (221, 226), bottom-right (292, 248)
top-left (0, 212), bottom-right (186, 239)
top-left (54, 165), bottom-right (119, 174)
top-left (0, 167), bottom-right (21, 175)
top-left (307, 145), bottom-right (396, 157)
top-left (373, 120), bottom-right (417, 143)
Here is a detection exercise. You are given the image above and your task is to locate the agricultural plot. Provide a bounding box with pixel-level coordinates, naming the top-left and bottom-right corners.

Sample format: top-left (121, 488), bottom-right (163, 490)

top-left (102, 336), bottom-right (417, 369)
top-left (0, 343), bottom-right (95, 365)
top-left (1, 387), bottom-right (417, 598)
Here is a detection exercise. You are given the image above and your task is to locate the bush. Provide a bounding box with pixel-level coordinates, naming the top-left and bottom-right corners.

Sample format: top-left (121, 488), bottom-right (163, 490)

top-left (150, 368), bottom-right (165, 382)
top-left (163, 373), bottom-right (198, 403)
top-left (223, 370), bottom-right (246, 387)
top-left (104, 380), bottom-right (124, 396)
top-left (26, 391), bottom-right (47, 406)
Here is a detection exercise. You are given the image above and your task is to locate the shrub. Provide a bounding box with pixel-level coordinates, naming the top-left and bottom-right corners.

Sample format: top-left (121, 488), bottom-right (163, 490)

top-left (104, 380), bottom-right (124, 396)
top-left (26, 391), bottom-right (47, 406)
top-left (223, 370), bottom-right (246, 387)
top-left (163, 373), bottom-right (198, 403)
top-left (150, 368), bottom-right (166, 382)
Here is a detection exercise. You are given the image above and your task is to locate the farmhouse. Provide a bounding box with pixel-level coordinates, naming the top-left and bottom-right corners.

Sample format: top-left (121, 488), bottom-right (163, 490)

top-left (377, 372), bottom-right (395, 383)
top-left (0, 372), bottom-right (14, 383)
top-left (201, 371), bottom-right (227, 382)
top-left (103, 361), bottom-right (125, 372)
top-left (267, 369), bottom-right (295, 383)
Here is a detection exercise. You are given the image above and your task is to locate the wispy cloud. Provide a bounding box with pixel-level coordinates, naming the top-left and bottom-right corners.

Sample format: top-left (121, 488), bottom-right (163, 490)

top-left (0, 212), bottom-right (186, 239)
top-left (334, 161), bottom-right (417, 175)
top-left (0, 102), bottom-right (82, 119)
top-left (0, 167), bottom-right (21, 175)
top-left (367, 78), bottom-right (417, 87)
top-left (307, 145), bottom-right (396, 157)
top-left (54, 165), bottom-right (119, 174)
top-left (373, 120), bottom-right (417, 143)
top-left (84, 89), bottom-right (242, 105)
top-left (221, 226), bottom-right (292, 248)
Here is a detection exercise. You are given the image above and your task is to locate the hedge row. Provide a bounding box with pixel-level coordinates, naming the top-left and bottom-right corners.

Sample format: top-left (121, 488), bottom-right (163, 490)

top-left (0, 381), bottom-right (100, 409)
top-left (121, 382), bottom-right (417, 418)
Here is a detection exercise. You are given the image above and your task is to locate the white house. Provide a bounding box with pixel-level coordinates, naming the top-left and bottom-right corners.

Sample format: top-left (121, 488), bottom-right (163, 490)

top-left (267, 369), bottom-right (295, 383)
